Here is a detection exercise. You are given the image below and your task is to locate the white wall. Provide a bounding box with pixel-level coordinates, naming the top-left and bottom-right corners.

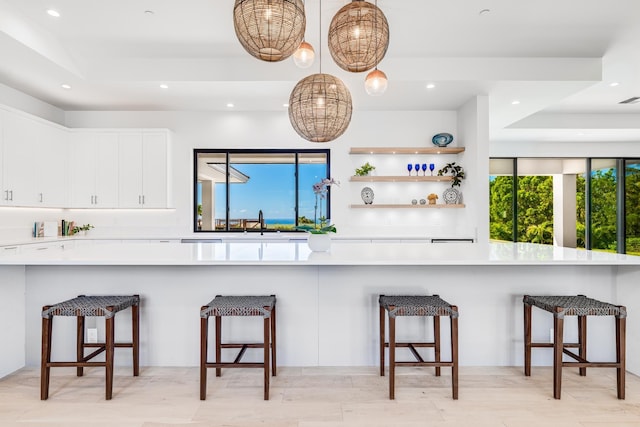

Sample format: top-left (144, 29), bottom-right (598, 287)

top-left (63, 109), bottom-right (483, 239)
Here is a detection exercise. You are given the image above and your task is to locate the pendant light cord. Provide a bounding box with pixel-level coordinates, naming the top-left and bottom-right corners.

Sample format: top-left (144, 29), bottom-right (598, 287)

top-left (319, 0), bottom-right (322, 74)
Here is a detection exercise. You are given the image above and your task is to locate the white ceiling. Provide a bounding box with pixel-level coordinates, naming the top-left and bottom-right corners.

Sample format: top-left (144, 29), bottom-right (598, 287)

top-left (2, 0), bottom-right (640, 142)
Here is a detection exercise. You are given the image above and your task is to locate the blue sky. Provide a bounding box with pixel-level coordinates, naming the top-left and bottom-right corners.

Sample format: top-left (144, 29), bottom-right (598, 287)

top-left (209, 163), bottom-right (329, 221)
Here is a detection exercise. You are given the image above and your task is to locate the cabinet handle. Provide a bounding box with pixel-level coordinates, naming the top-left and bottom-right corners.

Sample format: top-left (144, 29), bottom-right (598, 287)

top-left (138, 195), bottom-right (141, 204)
top-left (3, 190), bottom-right (7, 201)
top-left (95, 195), bottom-right (98, 205)
top-left (9, 190), bottom-right (13, 201)
top-left (90, 195), bottom-right (94, 205)
top-left (142, 195), bottom-right (145, 205)
top-left (39, 193), bottom-right (43, 203)
top-left (4, 246), bottom-right (17, 250)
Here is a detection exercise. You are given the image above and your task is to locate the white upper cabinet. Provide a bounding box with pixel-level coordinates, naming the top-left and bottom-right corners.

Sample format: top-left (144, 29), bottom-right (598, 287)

top-left (34, 121), bottom-right (68, 207)
top-left (118, 130), bottom-right (170, 208)
top-left (70, 131), bottom-right (119, 208)
top-left (1, 111), bottom-right (37, 206)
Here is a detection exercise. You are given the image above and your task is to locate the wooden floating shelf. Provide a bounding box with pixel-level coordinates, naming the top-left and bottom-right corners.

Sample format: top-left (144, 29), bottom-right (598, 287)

top-left (350, 175), bottom-right (453, 182)
top-left (350, 204), bottom-right (465, 209)
top-left (349, 147), bottom-right (465, 155)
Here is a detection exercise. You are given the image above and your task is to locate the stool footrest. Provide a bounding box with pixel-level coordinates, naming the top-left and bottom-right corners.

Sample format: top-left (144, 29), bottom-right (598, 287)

top-left (563, 362), bottom-right (621, 368)
top-left (46, 361), bottom-right (107, 368)
top-left (384, 342), bottom-right (436, 348)
top-left (220, 343), bottom-right (269, 349)
top-left (205, 362), bottom-right (264, 369)
top-left (396, 361), bottom-right (455, 367)
top-left (83, 343), bottom-right (134, 348)
top-left (529, 342), bottom-right (580, 348)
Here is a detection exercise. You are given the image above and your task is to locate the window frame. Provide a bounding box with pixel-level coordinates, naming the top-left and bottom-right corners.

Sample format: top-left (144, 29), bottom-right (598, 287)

top-left (193, 148), bottom-right (331, 233)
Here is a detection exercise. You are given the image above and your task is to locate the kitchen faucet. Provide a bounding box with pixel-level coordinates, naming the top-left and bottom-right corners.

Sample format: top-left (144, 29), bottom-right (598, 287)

top-left (258, 210), bottom-right (264, 235)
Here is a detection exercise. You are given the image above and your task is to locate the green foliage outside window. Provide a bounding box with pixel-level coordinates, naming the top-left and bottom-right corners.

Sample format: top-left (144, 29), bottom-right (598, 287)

top-left (490, 165), bottom-right (640, 254)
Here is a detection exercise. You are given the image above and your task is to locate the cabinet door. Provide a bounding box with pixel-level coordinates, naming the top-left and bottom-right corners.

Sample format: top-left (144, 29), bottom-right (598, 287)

top-left (118, 132), bottom-right (143, 208)
top-left (94, 133), bottom-right (119, 208)
top-left (2, 112), bottom-right (37, 206)
top-left (69, 132), bottom-right (97, 208)
top-left (36, 123), bottom-right (68, 207)
top-left (141, 132), bottom-right (168, 208)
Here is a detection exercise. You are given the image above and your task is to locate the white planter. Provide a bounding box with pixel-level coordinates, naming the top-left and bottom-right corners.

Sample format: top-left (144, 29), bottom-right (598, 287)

top-left (307, 233), bottom-right (331, 252)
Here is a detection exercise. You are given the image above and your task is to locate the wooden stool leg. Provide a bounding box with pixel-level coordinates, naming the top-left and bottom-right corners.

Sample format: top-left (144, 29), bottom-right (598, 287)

top-left (105, 312), bottom-right (115, 400)
top-left (40, 309), bottom-right (52, 400)
top-left (270, 303), bottom-right (277, 377)
top-left (578, 315), bottom-right (587, 376)
top-left (200, 312), bottom-right (208, 400)
top-left (553, 310), bottom-right (564, 399)
top-left (616, 313), bottom-right (626, 399)
top-left (524, 302), bottom-right (532, 376)
top-left (263, 316), bottom-right (270, 400)
top-left (389, 312), bottom-right (396, 400)
top-left (215, 315), bottom-right (222, 377)
top-left (379, 303), bottom-right (385, 377)
top-left (132, 300), bottom-right (140, 377)
top-left (451, 306), bottom-right (459, 400)
top-left (434, 315), bottom-right (441, 377)
top-left (76, 315), bottom-right (85, 377)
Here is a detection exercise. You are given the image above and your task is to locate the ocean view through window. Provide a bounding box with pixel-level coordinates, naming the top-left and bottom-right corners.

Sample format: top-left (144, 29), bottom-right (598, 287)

top-left (194, 149), bottom-right (330, 232)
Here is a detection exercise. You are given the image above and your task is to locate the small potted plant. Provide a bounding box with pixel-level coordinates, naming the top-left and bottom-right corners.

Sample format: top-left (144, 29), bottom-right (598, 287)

top-left (295, 178), bottom-right (339, 251)
top-left (72, 224), bottom-right (94, 236)
top-left (355, 162), bottom-right (376, 176)
top-left (437, 162), bottom-right (465, 187)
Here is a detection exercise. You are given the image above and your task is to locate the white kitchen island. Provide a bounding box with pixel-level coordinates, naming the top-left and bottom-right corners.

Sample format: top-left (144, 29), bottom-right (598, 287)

top-left (2, 240), bottom-right (640, 379)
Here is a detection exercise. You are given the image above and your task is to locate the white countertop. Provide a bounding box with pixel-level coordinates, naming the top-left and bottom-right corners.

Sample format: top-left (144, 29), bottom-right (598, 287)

top-left (1, 241), bottom-right (639, 266)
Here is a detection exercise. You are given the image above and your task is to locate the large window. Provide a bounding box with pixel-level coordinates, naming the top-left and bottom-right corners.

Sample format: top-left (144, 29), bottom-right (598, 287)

top-left (626, 160), bottom-right (640, 255)
top-left (194, 149), bottom-right (330, 232)
top-left (490, 157), bottom-right (640, 254)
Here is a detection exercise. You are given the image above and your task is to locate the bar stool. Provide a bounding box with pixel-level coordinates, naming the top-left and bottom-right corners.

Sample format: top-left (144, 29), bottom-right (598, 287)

top-left (41, 294), bottom-right (140, 400)
top-left (379, 295), bottom-right (459, 400)
top-left (200, 295), bottom-right (276, 400)
top-left (523, 294), bottom-right (626, 399)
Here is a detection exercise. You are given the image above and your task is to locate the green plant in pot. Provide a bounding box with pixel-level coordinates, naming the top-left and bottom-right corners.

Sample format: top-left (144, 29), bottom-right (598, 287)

top-left (437, 162), bottom-right (465, 187)
top-left (72, 224), bottom-right (94, 235)
top-left (355, 162), bottom-right (376, 176)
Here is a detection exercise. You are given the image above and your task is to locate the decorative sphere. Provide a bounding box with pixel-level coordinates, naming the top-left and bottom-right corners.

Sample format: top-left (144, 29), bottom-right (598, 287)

top-left (328, 1), bottom-right (389, 72)
top-left (288, 73), bottom-right (353, 143)
top-left (292, 41), bottom-right (315, 68)
top-left (364, 68), bottom-right (388, 96)
top-left (233, 0), bottom-right (306, 62)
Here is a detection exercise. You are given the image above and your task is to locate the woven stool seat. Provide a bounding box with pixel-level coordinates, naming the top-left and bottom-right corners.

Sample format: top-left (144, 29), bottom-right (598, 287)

top-left (523, 294), bottom-right (626, 399)
top-left (379, 295), bottom-right (459, 318)
top-left (201, 295), bottom-right (276, 318)
top-left (524, 295), bottom-right (626, 318)
top-left (200, 295), bottom-right (277, 401)
top-left (42, 295), bottom-right (140, 319)
top-left (379, 294), bottom-right (459, 400)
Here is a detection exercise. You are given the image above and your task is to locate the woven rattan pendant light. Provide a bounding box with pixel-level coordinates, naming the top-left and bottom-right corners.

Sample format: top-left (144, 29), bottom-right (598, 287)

top-left (288, 0), bottom-right (352, 142)
top-left (328, 0), bottom-right (389, 73)
top-left (233, 0), bottom-right (306, 62)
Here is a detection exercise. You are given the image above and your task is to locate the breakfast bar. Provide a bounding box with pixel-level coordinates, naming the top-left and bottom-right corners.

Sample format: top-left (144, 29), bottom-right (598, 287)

top-left (2, 240), bottom-right (640, 380)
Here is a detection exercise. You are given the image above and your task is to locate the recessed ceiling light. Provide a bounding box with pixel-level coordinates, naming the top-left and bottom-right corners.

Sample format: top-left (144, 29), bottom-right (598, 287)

top-left (479, 9), bottom-right (491, 16)
top-left (426, 83), bottom-right (435, 89)
top-left (47, 9), bottom-right (60, 17)
top-left (144, 10), bottom-right (154, 15)
top-left (511, 100), bottom-right (520, 105)
top-left (283, 103), bottom-right (289, 108)
top-left (610, 82), bottom-right (620, 87)
top-left (226, 103), bottom-right (234, 108)
top-left (61, 84), bottom-right (71, 90)
top-left (159, 84), bottom-right (169, 89)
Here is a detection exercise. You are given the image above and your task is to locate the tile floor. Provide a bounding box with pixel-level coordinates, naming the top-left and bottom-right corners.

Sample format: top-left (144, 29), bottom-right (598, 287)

top-left (1, 366), bottom-right (640, 426)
